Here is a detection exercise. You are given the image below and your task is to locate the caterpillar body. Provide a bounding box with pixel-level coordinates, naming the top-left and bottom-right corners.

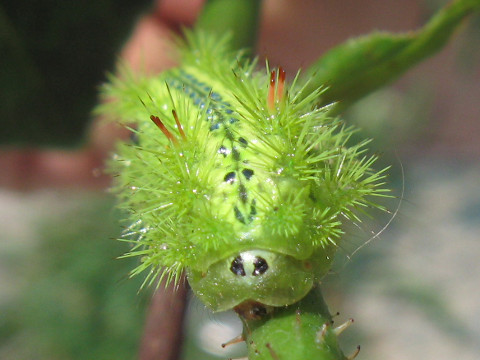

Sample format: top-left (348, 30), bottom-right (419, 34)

top-left (101, 32), bottom-right (388, 312)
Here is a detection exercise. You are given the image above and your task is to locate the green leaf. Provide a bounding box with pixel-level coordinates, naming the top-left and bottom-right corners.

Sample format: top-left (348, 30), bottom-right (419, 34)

top-left (302, 0), bottom-right (480, 112)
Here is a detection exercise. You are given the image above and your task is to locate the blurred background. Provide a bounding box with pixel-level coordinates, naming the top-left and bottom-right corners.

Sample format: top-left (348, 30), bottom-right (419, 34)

top-left (1, 0), bottom-right (479, 359)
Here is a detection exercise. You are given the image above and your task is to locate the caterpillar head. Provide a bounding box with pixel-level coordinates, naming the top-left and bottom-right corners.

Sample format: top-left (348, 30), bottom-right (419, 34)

top-left (187, 247), bottom-right (334, 312)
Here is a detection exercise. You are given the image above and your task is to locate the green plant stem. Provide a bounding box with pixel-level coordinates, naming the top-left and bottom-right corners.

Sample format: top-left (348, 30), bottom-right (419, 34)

top-left (240, 287), bottom-right (350, 360)
top-left (195, 0), bottom-right (262, 51)
top-left (302, 0), bottom-right (480, 112)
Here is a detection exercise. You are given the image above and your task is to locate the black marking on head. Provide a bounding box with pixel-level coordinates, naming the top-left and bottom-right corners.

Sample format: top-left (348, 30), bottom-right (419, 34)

top-left (242, 168), bottom-right (254, 180)
top-left (238, 137), bottom-right (248, 147)
top-left (239, 184), bottom-right (248, 203)
top-left (225, 129), bottom-right (235, 141)
top-left (252, 256), bottom-right (269, 276)
top-left (232, 147), bottom-right (240, 161)
top-left (218, 146), bottom-right (229, 157)
top-left (234, 206), bottom-right (246, 224)
top-left (224, 172), bottom-right (236, 184)
top-left (249, 199), bottom-right (257, 221)
top-left (230, 256), bottom-right (246, 276)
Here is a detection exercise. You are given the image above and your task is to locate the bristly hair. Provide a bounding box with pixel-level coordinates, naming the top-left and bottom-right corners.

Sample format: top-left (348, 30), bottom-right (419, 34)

top-left (98, 30), bottom-right (391, 288)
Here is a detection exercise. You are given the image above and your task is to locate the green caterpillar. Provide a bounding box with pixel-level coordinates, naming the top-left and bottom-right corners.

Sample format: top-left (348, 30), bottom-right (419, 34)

top-left (100, 31), bottom-right (388, 314)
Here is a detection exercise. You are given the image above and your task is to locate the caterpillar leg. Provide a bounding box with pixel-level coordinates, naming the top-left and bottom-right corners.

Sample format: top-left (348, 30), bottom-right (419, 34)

top-left (347, 345), bottom-right (361, 360)
top-left (265, 343), bottom-right (279, 360)
top-left (221, 334), bottom-right (245, 348)
top-left (334, 318), bottom-right (354, 336)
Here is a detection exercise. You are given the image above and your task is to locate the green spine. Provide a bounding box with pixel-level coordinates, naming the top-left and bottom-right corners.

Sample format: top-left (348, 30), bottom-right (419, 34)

top-left (99, 31), bottom-right (389, 303)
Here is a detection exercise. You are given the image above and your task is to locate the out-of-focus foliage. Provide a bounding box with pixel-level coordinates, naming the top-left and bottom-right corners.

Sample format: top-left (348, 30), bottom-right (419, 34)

top-left (0, 0), bottom-right (151, 146)
top-left (0, 194), bottom-right (149, 360)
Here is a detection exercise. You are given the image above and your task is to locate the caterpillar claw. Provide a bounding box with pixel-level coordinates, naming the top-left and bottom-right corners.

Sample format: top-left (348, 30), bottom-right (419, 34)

top-left (317, 317), bottom-right (353, 345)
top-left (334, 318), bottom-right (354, 336)
top-left (221, 334), bottom-right (245, 348)
top-left (265, 342), bottom-right (279, 360)
top-left (347, 345), bottom-right (361, 360)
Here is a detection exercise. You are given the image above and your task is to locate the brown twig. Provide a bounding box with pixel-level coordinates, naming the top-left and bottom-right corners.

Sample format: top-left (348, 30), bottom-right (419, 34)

top-left (138, 276), bottom-right (188, 360)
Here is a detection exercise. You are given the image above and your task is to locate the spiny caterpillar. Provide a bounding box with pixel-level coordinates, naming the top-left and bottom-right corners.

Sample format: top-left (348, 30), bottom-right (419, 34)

top-left (100, 32), bottom-right (389, 313)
